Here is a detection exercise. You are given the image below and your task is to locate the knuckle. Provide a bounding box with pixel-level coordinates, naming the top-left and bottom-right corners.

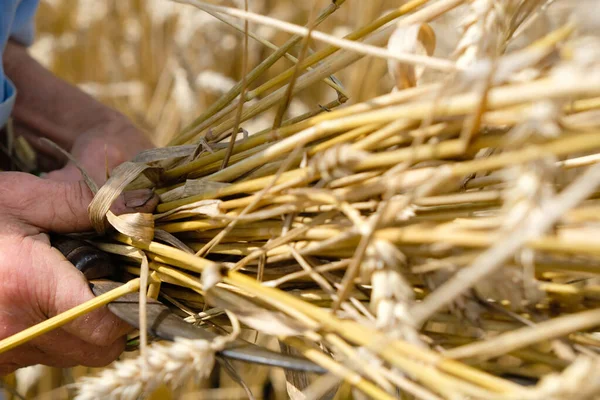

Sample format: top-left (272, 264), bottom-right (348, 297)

top-left (63, 183), bottom-right (86, 215)
top-left (84, 339), bottom-right (125, 368)
top-left (53, 182), bottom-right (91, 229)
top-left (87, 329), bottom-right (115, 348)
top-left (87, 334), bottom-right (115, 348)
top-left (86, 312), bottom-right (129, 347)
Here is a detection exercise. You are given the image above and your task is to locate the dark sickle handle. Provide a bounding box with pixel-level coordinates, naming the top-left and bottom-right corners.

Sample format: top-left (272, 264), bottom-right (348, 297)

top-left (50, 234), bottom-right (117, 280)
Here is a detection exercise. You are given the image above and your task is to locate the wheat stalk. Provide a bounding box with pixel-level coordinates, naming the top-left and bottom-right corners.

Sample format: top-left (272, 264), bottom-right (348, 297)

top-left (5, 1), bottom-right (600, 398)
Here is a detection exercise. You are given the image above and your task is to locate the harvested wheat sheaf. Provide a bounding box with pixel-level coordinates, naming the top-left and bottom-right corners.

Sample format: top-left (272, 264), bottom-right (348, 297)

top-left (4, 0), bottom-right (600, 399)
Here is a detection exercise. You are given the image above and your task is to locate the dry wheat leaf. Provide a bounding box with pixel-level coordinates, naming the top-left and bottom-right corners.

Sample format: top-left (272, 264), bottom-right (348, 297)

top-left (154, 198), bottom-right (223, 220)
top-left (154, 229), bottom-right (195, 253)
top-left (106, 211), bottom-right (155, 242)
top-left (159, 179), bottom-right (230, 202)
top-left (132, 145), bottom-right (199, 163)
top-left (208, 288), bottom-right (306, 337)
top-left (387, 23), bottom-right (436, 90)
top-left (88, 161), bottom-right (158, 234)
top-left (94, 242), bottom-right (145, 260)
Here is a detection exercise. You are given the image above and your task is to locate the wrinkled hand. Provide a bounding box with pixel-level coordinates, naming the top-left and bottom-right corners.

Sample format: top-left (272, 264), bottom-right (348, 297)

top-left (0, 172), bottom-right (156, 375)
top-left (46, 118), bottom-right (153, 185)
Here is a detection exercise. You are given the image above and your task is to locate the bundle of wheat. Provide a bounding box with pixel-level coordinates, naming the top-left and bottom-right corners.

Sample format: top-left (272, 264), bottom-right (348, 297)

top-left (3, 0), bottom-right (600, 399)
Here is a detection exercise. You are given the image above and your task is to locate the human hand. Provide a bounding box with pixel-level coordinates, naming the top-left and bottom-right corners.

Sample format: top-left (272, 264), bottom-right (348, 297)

top-left (3, 40), bottom-right (153, 185)
top-left (45, 118), bottom-right (154, 185)
top-left (0, 172), bottom-right (156, 375)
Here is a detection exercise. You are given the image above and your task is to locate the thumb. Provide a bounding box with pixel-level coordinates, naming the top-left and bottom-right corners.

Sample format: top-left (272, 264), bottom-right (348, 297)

top-left (4, 172), bottom-right (158, 233)
top-left (30, 237), bottom-right (132, 349)
top-left (3, 172), bottom-right (94, 232)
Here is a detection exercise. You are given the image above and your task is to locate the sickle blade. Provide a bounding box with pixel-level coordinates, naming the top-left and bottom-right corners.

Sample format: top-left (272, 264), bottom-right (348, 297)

top-left (91, 280), bottom-right (325, 374)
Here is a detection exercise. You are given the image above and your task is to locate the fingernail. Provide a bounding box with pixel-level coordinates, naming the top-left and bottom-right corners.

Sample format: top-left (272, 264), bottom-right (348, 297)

top-left (123, 188), bottom-right (155, 208)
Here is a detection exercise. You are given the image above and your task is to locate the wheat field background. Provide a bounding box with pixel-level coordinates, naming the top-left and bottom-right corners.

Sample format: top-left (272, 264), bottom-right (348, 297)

top-left (31, 0), bottom-right (466, 145)
top-left (3, 0), bottom-right (587, 399)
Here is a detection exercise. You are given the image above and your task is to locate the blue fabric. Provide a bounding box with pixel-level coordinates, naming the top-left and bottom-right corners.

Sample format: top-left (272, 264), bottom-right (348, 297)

top-left (0, 0), bottom-right (39, 127)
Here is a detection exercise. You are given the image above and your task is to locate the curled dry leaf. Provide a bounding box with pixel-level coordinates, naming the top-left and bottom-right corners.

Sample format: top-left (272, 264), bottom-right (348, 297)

top-left (88, 161), bottom-right (157, 234)
top-left (40, 139), bottom-right (157, 242)
top-left (387, 23), bottom-right (436, 90)
top-left (106, 211), bottom-right (155, 242)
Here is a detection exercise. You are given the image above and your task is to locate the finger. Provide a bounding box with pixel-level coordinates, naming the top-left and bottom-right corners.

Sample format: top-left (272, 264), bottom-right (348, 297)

top-left (11, 121), bottom-right (71, 170)
top-left (30, 328), bottom-right (126, 368)
top-left (3, 172), bottom-right (158, 233)
top-left (46, 161), bottom-right (105, 188)
top-left (25, 238), bottom-right (133, 348)
top-left (45, 168), bottom-right (159, 215)
top-left (1, 172), bottom-right (93, 232)
top-left (0, 308), bottom-right (108, 372)
top-left (0, 345), bottom-right (46, 375)
top-left (66, 123), bottom-right (153, 185)
top-left (0, 333), bottom-right (125, 372)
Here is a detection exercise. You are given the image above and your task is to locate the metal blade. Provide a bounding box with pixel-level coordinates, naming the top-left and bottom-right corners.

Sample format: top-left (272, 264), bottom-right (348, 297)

top-left (91, 280), bottom-right (325, 373)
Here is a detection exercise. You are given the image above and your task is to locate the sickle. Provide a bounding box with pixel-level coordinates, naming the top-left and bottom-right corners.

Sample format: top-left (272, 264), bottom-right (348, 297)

top-left (51, 234), bottom-right (325, 373)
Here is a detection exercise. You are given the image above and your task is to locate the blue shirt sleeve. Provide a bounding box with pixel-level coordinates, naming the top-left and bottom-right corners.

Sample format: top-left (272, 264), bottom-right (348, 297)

top-left (0, 0), bottom-right (39, 128)
top-left (9, 0), bottom-right (38, 46)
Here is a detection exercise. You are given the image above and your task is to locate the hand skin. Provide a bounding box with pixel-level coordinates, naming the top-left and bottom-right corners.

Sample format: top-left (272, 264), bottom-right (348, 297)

top-left (3, 40), bottom-right (154, 184)
top-left (0, 42), bottom-right (156, 374)
top-left (0, 174), bottom-right (157, 375)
